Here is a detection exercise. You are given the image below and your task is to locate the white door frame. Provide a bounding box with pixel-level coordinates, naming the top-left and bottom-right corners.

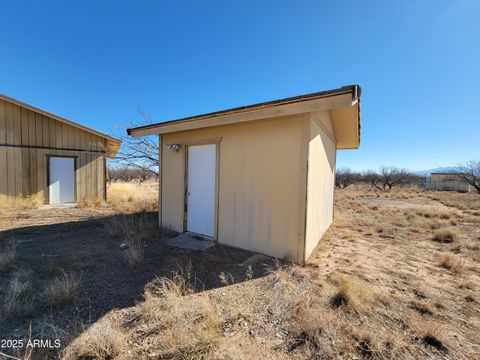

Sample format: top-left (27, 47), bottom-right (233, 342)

top-left (47, 155), bottom-right (77, 204)
top-left (184, 143), bottom-right (219, 239)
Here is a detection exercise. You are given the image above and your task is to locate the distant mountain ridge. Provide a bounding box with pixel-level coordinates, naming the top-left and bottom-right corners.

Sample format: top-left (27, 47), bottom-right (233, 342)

top-left (414, 166), bottom-right (460, 177)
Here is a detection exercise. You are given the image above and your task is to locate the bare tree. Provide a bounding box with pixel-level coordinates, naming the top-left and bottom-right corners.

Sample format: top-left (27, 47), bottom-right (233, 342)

top-left (381, 166), bottom-right (416, 190)
top-left (457, 160), bottom-right (480, 194)
top-left (110, 110), bottom-right (159, 176)
top-left (361, 170), bottom-right (380, 189)
top-left (108, 167), bottom-right (156, 183)
top-left (335, 168), bottom-right (357, 189)
top-left (373, 166), bottom-right (414, 191)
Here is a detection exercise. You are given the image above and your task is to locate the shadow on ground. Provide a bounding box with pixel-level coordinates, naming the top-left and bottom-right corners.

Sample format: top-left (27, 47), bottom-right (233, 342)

top-left (0, 212), bottom-right (277, 342)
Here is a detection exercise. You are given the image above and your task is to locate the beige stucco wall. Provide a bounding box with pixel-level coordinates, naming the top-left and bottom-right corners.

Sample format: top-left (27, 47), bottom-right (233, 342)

top-left (304, 111), bottom-right (336, 261)
top-left (160, 114), bottom-right (308, 261)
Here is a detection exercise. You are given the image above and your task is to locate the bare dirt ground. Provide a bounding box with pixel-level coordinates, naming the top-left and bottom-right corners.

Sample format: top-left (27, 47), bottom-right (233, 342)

top-left (1, 185), bottom-right (479, 359)
top-left (0, 183), bottom-right (275, 359)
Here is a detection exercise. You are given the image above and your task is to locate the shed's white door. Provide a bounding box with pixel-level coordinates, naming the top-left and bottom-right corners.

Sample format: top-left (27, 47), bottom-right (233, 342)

top-left (49, 157), bottom-right (75, 204)
top-left (186, 144), bottom-right (216, 237)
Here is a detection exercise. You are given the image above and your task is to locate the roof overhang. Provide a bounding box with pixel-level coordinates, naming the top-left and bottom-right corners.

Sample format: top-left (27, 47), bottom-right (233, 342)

top-left (0, 93), bottom-right (121, 157)
top-left (127, 85), bottom-right (361, 149)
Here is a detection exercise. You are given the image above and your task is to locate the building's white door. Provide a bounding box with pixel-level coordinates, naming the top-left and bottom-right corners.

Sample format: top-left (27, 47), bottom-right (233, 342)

top-left (186, 144), bottom-right (216, 237)
top-left (49, 157), bottom-right (75, 204)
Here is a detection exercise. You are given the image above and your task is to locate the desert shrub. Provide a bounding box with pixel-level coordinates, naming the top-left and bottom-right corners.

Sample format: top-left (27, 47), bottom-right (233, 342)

top-left (432, 229), bottom-right (458, 243)
top-left (43, 271), bottom-right (81, 307)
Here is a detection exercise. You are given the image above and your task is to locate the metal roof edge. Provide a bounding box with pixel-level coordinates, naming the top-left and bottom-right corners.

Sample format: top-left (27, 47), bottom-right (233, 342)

top-left (0, 93), bottom-right (121, 145)
top-left (127, 85), bottom-right (360, 135)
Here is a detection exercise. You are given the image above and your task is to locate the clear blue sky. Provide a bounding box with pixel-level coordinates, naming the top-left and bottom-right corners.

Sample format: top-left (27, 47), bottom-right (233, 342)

top-left (1, 1), bottom-right (478, 171)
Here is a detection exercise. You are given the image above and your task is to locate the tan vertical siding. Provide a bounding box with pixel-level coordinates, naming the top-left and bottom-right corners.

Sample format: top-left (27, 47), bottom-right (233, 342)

top-left (0, 98), bottom-right (108, 205)
top-left (0, 100), bottom-right (6, 204)
top-left (96, 155), bottom-right (104, 200)
top-left (0, 100), bottom-right (5, 143)
top-left (21, 108), bottom-right (30, 197)
top-left (74, 127), bottom-right (81, 148)
top-left (28, 111), bottom-right (37, 195)
top-left (12, 106), bottom-right (23, 199)
top-left (6, 102), bottom-right (14, 144)
top-left (42, 114), bottom-right (50, 146)
top-left (36, 148), bottom-right (46, 202)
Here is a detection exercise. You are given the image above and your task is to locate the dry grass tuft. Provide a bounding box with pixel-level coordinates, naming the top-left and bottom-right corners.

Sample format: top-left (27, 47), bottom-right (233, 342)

top-left (409, 300), bottom-right (434, 315)
top-left (76, 198), bottom-right (105, 208)
top-left (0, 242), bottom-right (16, 273)
top-left (374, 224), bottom-right (390, 233)
top-left (263, 266), bottom-right (339, 357)
top-left (432, 229), bottom-right (458, 243)
top-left (0, 195), bottom-right (44, 210)
top-left (43, 271), bottom-right (81, 307)
top-left (465, 294), bottom-right (476, 303)
top-left (352, 328), bottom-right (381, 358)
top-left (219, 271), bottom-right (235, 286)
top-left (451, 243), bottom-right (462, 253)
top-left (416, 321), bottom-right (448, 352)
top-left (123, 231), bottom-right (145, 268)
top-left (330, 276), bottom-right (376, 312)
top-left (2, 269), bottom-right (34, 318)
top-left (136, 273), bottom-right (220, 359)
top-left (104, 213), bottom-right (153, 267)
top-left (439, 253), bottom-right (464, 273)
top-left (63, 318), bottom-right (125, 360)
top-left (437, 212), bottom-right (451, 220)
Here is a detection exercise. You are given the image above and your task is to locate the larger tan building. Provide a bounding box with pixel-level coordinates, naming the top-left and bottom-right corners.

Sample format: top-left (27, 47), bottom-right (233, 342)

top-left (128, 85), bottom-right (361, 264)
top-left (0, 94), bottom-right (120, 206)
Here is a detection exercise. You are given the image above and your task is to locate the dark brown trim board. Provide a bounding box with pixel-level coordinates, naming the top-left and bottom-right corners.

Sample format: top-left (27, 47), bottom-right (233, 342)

top-left (0, 143), bottom-right (106, 154)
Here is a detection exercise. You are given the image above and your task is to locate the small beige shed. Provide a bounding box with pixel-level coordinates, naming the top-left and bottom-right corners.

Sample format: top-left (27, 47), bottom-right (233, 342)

top-left (128, 85), bottom-right (361, 264)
